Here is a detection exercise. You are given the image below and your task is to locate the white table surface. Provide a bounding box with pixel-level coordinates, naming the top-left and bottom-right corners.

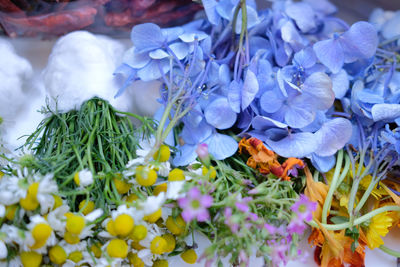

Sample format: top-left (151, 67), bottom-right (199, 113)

top-left (2, 36), bottom-right (398, 267)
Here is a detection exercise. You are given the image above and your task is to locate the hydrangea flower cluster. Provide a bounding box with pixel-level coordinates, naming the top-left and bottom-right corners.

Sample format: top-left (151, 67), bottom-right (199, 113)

top-left (117, 0), bottom-right (382, 172)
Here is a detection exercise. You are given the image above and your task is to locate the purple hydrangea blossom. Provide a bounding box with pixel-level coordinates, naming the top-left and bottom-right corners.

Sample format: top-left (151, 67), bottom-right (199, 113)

top-left (178, 187), bottom-right (213, 222)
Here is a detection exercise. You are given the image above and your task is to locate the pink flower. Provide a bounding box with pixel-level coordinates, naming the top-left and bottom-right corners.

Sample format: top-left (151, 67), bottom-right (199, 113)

top-left (178, 187), bottom-right (213, 222)
top-left (196, 143), bottom-right (209, 160)
top-left (287, 194), bottom-right (317, 234)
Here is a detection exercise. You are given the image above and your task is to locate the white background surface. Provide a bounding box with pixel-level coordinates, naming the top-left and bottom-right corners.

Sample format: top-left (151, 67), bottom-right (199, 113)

top-left (2, 36), bottom-right (399, 267)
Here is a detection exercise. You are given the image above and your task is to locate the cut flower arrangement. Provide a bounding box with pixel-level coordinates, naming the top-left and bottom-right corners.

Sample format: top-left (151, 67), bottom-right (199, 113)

top-left (1, 0), bottom-right (400, 267)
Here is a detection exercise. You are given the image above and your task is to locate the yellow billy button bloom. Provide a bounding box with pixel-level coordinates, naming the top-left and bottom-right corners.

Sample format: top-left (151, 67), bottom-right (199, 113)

top-left (107, 239), bottom-right (128, 258)
top-left (153, 183), bottom-right (168, 196)
top-left (20, 182), bottom-right (40, 211)
top-left (143, 208), bottom-right (162, 223)
top-left (68, 251), bottom-right (83, 263)
top-left (52, 195), bottom-right (63, 210)
top-left (90, 243), bottom-right (102, 258)
top-left (181, 249), bottom-right (197, 264)
top-left (5, 205), bottom-right (17, 221)
top-left (166, 215), bottom-right (186, 236)
top-left (202, 166), bottom-right (217, 179)
top-left (168, 168), bottom-right (185, 181)
top-left (78, 200), bottom-right (95, 215)
top-left (64, 231), bottom-right (80, 244)
top-left (20, 251), bottom-right (42, 267)
top-left (66, 215), bottom-right (85, 235)
top-left (114, 214), bottom-right (134, 237)
top-left (113, 177), bottom-right (131, 194)
top-left (128, 252), bottom-right (144, 267)
top-left (106, 219), bottom-right (117, 236)
top-left (150, 236), bottom-right (168, 255)
top-left (136, 166), bottom-right (157, 186)
top-left (153, 145), bottom-right (170, 162)
top-left (153, 259), bottom-right (169, 267)
top-left (31, 223), bottom-right (52, 249)
top-left (130, 225), bottom-right (147, 241)
top-left (49, 245), bottom-right (67, 265)
top-left (161, 233), bottom-right (176, 253)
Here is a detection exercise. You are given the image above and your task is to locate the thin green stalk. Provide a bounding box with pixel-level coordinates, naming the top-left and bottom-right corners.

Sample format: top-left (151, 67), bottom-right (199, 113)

top-left (309, 205), bottom-right (400, 230)
top-left (322, 150), bottom-right (343, 224)
top-left (379, 245), bottom-right (400, 258)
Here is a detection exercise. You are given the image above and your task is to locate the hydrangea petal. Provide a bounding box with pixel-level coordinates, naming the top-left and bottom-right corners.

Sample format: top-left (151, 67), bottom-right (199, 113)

top-left (313, 39), bottom-right (344, 74)
top-left (137, 59), bottom-right (169, 81)
top-left (371, 104), bottom-right (400, 122)
top-left (149, 49), bottom-right (169, 59)
top-left (260, 90), bottom-right (283, 113)
top-left (284, 104), bottom-right (315, 128)
top-left (310, 154), bottom-right (336, 173)
top-left (252, 116), bottom-right (288, 130)
top-left (122, 47), bottom-right (151, 69)
top-left (169, 42), bottom-right (189, 60)
top-left (228, 81), bottom-right (241, 113)
top-left (173, 144), bottom-right (198, 166)
top-left (202, 0), bottom-right (220, 25)
top-left (294, 47), bottom-right (316, 69)
top-left (181, 120), bottom-right (213, 145)
top-left (302, 72), bottom-right (334, 109)
top-left (382, 13), bottom-right (400, 39)
top-left (161, 26), bottom-right (184, 42)
top-left (341, 21), bottom-right (378, 62)
top-left (265, 132), bottom-right (318, 158)
top-left (204, 97), bottom-right (237, 129)
top-left (314, 118), bottom-right (352, 157)
top-left (179, 32), bottom-right (208, 43)
top-left (331, 69), bottom-right (349, 99)
top-left (285, 2), bottom-right (316, 33)
top-left (131, 23), bottom-right (165, 53)
top-left (205, 133), bottom-right (238, 160)
top-left (242, 70), bottom-right (259, 110)
top-left (235, 7), bottom-right (260, 34)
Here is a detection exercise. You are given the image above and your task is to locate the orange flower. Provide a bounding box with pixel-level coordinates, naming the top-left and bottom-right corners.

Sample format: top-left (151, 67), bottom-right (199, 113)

top-left (238, 137), bottom-right (303, 180)
top-left (304, 166), bottom-right (328, 221)
top-left (309, 222), bottom-right (365, 267)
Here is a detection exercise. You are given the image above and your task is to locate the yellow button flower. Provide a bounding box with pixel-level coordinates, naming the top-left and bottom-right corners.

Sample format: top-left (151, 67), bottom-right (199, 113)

top-left (153, 259), bottom-right (169, 267)
top-left (136, 166), bottom-right (157, 186)
top-left (150, 236), bottom-right (167, 255)
top-left (130, 225), bottom-right (147, 241)
top-left (168, 168), bottom-right (185, 181)
top-left (49, 245), bottom-right (67, 265)
top-left (128, 252), bottom-right (144, 267)
top-left (114, 177), bottom-right (131, 194)
top-left (153, 145), bottom-right (170, 162)
top-left (153, 183), bottom-right (167, 196)
top-left (78, 200), bottom-right (95, 215)
top-left (107, 239), bottom-right (128, 258)
top-left (166, 215), bottom-right (186, 236)
top-left (66, 215), bottom-right (85, 235)
top-left (68, 251), bottom-right (83, 263)
top-left (114, 214), bottom-right (134, 237)
top-left (31, 223), bottom-right (52, 248)
top-left (20, 251), bottom-right (42, 267)
top-left (161, 233), bottom-right (175, 253)
top-left (90, 243), bottom-right (102, 258)
top-left (181, 249), bottom-right (197, 264)
top-left (143, 208), bottom-right (162, 223)
top-left (64, 231), bottom-right (80, 244)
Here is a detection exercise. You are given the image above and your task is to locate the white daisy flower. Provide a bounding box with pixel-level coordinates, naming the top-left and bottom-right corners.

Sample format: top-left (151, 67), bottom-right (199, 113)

top-left (23, 215), bottom-right (57, 253)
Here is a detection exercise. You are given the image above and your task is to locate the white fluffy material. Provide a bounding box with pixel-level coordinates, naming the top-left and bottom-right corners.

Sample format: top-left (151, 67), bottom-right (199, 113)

top-left (0, 38), bottom-right (33, 121)
top-left (43, 31), bottom-right (132, 112)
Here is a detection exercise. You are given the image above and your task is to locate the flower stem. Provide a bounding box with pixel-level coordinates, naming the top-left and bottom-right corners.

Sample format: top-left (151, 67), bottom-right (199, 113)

top-left (379, 245), bottom-right (400, 258)
top-left (322, 150), bottom-right (343, 224)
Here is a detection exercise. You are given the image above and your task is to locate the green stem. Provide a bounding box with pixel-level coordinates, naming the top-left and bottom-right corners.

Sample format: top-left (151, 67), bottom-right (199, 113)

top-left (322, 150), bottom-right (343, 224)
top-left (379, 245), bottom-right (400, 258)
top-left (309, 205), bottom-right (400, 230)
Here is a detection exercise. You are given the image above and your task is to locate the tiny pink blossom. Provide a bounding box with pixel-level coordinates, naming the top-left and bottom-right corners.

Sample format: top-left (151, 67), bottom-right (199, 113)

top-left (178, 187), bottom-right (213, 222)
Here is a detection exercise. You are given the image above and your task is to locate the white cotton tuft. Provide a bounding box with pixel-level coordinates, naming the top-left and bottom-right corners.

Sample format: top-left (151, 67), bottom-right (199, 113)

top-left (0, 38), bottom-right (33, 121)
top-left (43, 31), bottom-right (132, 112)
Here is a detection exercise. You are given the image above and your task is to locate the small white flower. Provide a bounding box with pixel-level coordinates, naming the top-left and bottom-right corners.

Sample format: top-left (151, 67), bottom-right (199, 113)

top-left (141, 192), bottom-right (166, 215)
top-left (166, 181), bottom-right (185, 200)
top-left (76, 169), bottom-right (93, 187)
top-left (157, 161), bottom-right (171, 177)
top-left (24, 215), bottom-right (57, 253)
top-left (47, 205), bottom-right (69, 233)
top-left (0, 205), bottom-right (5, 218)
top-left (0, 240), bottom-right (7, 259)
top-left (0, 176), bottom-right (25, 205)
top-left (36, 174), bottom-right (58, 214)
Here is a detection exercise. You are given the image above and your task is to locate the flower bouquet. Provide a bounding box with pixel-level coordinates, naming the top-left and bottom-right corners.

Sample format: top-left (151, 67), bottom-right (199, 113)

top-left (1, 0), bottom-right (400, 267)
